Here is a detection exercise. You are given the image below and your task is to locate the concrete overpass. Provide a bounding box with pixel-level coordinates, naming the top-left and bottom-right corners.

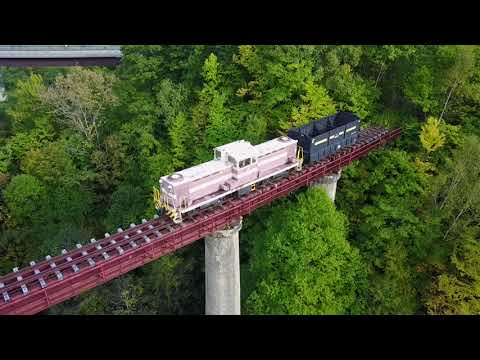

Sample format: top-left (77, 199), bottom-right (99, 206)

top-left (0, 45), bottom-right (122, 67)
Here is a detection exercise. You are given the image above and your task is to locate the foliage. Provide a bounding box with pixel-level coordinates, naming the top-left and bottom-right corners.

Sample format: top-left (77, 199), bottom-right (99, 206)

top-left (169, 112), bottom-right (191, 169)
top-left (3, 174), bottom-right (46, 226)
top-left (40, 67), bottom-right (118, 144)
top-left (104, 184), bottom-right (149, 231)
top-left (420, 117), bottom-right (446, 153)
top-left (191, 53), bottom-right (238, 162)
top-left (425, 228), bottom-right (480, 314)
top-left (21, 142), bottom-right (84, 187)
top-left (432, 136), bottom-right (480, 242)
top-left (336, 149), bottom-right (430, 314)
top-left (244, 188), bottom-right (367, 314)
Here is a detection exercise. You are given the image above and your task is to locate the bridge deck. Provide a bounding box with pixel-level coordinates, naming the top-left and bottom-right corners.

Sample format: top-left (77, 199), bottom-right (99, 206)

top-left (0, 126), bottom-right (401, 315)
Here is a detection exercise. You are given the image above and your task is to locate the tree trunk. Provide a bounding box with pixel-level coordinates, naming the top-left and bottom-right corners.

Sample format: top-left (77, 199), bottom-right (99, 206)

top-left (375, 63), bottom-right (385, 88)
top-left (443, 204), bottom-right (468, 241)
top-left (439, 83), bottom-right (457, 122)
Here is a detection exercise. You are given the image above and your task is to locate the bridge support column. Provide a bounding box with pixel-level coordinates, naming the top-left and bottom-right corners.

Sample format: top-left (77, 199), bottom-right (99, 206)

top-left (205, 217), bottom-right (242, 315)
top-left (313, 169), bottom-right (341, 202)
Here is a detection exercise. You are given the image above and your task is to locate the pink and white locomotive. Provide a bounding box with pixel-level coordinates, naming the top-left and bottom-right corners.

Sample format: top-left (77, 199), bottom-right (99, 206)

top-left (155, 136), bottom-right (302, 223)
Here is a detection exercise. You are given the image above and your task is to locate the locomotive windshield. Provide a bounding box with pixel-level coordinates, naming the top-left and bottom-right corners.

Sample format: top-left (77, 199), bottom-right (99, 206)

top-left (215, 150), bottom-right (221, 160)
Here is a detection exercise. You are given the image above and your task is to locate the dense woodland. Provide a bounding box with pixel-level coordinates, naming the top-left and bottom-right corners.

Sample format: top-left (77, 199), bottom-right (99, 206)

top-left (0, 45), bottom-right (479, 315)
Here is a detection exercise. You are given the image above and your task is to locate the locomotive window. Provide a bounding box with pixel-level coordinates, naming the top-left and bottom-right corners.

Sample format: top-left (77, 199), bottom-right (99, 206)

top-left (252, 158), bottom-right (256, 163)
top-left (215, 150), bottom-right (221, 160)
top-left (239, 158), bottom-right (251, 168)
top-left (228, 155), bottom-right (237, 167)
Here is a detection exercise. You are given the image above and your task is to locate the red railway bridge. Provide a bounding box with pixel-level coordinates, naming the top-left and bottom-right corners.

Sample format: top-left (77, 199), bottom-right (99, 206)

top-left (0, 126), bottom-right (401, 315)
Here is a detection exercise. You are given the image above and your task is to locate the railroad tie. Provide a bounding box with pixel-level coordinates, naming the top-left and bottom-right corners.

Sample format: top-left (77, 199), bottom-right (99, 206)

top-left (21, 284), bottom-right (28, 295)
top-left (55, 270), bottom-right (63, 281)
top-left (46, 259), bottom-right (62, 280)
top-left (0, 283), bottom-right (9, 303)
top-left (32, 263), bottom-right (47, 288)
top-left (66, 256), bottom-right (79, 273)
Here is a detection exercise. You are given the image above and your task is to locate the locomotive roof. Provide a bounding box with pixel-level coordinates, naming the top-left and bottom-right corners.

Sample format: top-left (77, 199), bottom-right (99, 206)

top-left (215, 140), bottom-right (259, 160)
top-left (160, 137), bottom-right (297, 186)
top-left (254, 136), bottom-right (297, 156)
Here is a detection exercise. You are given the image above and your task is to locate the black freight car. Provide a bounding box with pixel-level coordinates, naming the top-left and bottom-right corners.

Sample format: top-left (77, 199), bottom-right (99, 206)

top-left (287, 112), bottom-right (360, 165)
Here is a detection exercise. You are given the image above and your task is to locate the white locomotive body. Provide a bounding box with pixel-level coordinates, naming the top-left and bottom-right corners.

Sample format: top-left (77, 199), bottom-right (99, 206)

top-left (156, 136), bottom-right (300, 223)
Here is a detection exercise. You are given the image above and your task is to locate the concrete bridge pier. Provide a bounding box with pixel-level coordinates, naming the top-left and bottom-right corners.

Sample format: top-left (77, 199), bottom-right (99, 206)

top-left (313, 169), bottom-right (342, 202)
top-left (205, 217), bottom-right (242, 315)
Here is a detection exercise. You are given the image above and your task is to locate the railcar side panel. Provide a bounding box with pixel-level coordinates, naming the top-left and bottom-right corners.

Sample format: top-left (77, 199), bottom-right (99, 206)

top-left (188, 170), bottom-right (231, 202)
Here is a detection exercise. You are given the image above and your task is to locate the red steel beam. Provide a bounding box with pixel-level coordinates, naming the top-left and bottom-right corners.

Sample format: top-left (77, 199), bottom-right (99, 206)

top-left (0, 126), bottom-right (401, 315)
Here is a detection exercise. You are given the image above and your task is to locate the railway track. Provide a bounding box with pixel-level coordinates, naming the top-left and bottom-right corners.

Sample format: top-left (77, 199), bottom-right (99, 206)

top-left (0, 125), bottom-right (400, 315)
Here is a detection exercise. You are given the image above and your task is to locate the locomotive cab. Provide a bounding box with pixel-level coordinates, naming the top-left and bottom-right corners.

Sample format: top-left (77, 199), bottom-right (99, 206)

top-left (214, 140), bottom-right (260, 187)
top-left (214, 141), bottom-right (258, 167)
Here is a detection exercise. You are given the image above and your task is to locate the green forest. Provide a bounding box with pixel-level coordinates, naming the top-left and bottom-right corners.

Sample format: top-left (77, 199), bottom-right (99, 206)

top-left (0, 45), bottom-right (479, 315)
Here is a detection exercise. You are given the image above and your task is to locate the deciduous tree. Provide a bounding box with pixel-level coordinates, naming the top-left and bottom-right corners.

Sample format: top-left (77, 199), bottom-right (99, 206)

top-left (40, 68), bottom-right (118, 144)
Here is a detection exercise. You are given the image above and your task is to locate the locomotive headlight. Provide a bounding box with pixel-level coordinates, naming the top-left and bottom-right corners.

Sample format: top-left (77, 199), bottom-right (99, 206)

top-left (162, 184), bottom-right (172, 194)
